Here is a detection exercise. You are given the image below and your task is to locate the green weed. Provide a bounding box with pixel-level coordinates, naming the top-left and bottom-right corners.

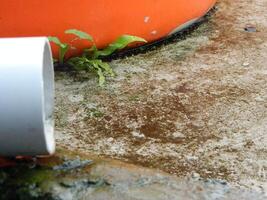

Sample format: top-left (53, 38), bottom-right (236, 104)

top-left (47, 37), bottom-right (69, 66)
top-left (48, 30), bottom-right (147, 86)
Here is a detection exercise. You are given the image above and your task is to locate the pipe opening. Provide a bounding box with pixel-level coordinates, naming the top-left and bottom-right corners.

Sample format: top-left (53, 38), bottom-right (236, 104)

top-left (42, 39), bottom-right (55, 154)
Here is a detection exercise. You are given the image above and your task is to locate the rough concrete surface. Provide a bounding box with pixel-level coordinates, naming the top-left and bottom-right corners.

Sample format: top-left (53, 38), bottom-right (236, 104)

top-left (1, 152), bottom-right (266, 200)
top-left (55, 0), bottom-right (267, 196)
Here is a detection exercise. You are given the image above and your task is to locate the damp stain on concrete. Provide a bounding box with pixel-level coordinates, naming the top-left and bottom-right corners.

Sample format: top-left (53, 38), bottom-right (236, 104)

top-left (1, 151), bottom-right (266, 200)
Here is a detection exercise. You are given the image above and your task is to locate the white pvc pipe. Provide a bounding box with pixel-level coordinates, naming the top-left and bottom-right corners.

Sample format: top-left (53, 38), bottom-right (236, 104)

top-left (0, 37), bottom-right (55, 156)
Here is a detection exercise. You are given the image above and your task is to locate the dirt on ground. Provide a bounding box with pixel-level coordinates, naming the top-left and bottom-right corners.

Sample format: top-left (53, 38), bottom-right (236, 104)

top-left (55, 0), bottom-right (267, 194)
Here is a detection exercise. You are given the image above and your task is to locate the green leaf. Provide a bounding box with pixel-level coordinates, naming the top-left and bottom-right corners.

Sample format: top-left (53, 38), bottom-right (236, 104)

top-left (48, 36), bottom-right (62, 46)
top-left (65, 29), bottom-right (93, 42)
top-left (84, 45), bottom-right (98, 59)
top-left (93, 64), bottom-right (105, 86)
top-left (94, 35), bottom-right (147, 58)
top-left (93, 60), bottom-right (115, 77)
top-left (48, 36), bottom-right (69, 65)
top-left (68, 57), bottom-right (90, 71)
top-left (58, 44), bottom-right (69, 65)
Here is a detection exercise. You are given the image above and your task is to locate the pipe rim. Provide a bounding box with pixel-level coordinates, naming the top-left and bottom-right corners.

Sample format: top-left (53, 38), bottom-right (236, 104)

top-left (42, 38), bottom-right (55, 155)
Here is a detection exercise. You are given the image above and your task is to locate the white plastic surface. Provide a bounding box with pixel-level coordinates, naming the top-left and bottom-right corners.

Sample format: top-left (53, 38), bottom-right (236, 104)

top-left (0, 37), bottom-right (55, 156)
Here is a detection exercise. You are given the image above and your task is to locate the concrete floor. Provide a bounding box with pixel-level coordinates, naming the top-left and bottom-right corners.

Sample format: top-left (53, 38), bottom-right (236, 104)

top-left (55, 0), bottom-right (267, 195)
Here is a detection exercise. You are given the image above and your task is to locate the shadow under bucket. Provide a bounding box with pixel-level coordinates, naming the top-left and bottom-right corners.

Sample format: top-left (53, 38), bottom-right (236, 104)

top-left (0, 37), bottom-right (55, 156)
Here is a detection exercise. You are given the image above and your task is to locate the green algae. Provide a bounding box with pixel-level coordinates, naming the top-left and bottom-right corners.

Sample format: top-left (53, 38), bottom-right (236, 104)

top-left (0, 166), bottom-right (55, 200)
top-left (0, 151), bottom-right (96, 200)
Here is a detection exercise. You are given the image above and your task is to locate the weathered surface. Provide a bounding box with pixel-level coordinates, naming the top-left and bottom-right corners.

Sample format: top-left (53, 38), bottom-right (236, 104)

top-left (0, 152), bottom-right (266, 200)
top-left (55, 0), bottom-right (267, 194)
top-left (1, 0), bottom-right (267, 199)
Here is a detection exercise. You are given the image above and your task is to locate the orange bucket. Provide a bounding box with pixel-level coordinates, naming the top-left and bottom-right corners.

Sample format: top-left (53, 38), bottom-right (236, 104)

top-left (0, 0), bottom-right (216, 56)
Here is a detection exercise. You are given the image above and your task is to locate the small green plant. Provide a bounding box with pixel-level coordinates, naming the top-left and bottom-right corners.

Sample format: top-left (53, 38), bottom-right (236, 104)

top-left (65, 29), bottom-right (93, 41)
top-left (47, 36), bottom-right (69, 66)
top-left (49, 29), bottom-right (147, 86)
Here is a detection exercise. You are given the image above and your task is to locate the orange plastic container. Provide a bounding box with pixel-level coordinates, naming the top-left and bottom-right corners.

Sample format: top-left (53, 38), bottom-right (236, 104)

top-left (0, 0), bottom-right (216, 56)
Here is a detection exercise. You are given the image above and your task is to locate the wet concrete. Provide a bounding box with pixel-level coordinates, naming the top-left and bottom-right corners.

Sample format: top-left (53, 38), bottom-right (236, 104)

top-left (0, 151), bottom-right (266, 200)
